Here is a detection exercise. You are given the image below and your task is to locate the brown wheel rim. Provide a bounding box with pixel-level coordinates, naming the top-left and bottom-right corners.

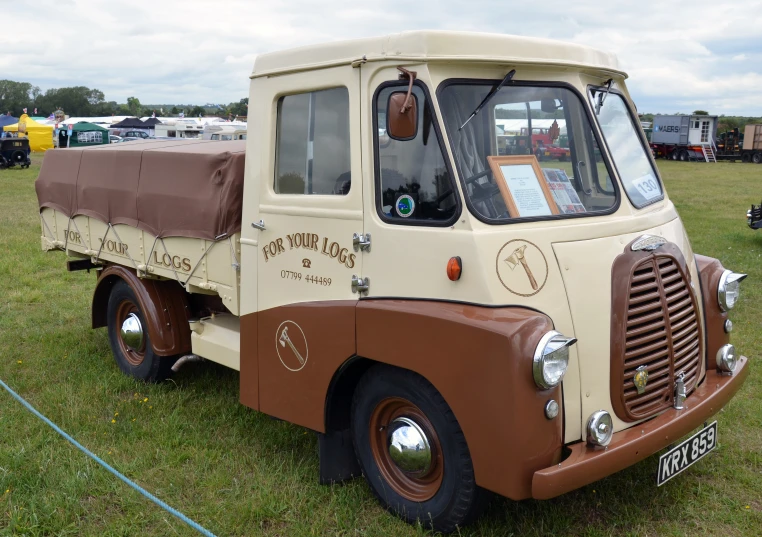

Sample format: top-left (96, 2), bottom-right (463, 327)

top-left (115, 300), bottom-right (146, 366)
top-left (369, 397), bottom-right (443, 502)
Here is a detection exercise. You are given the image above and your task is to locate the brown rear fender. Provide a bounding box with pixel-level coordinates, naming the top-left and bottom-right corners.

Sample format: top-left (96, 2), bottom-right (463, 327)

top-left (92, 266), bottom-right (192, 356)
top-left (356, 299), bottom-right (562, 500)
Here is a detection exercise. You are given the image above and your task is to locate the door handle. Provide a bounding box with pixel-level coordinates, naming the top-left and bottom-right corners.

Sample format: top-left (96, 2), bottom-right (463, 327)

top-left (351, 275), bottom-right (370, 296)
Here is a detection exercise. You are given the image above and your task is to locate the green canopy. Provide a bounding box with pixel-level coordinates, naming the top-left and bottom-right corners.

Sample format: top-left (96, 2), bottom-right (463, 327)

top-left (60, 122), bottom-right (110, 147)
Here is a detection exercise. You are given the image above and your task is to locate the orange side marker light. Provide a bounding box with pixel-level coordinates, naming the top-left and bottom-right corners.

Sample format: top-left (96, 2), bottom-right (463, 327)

top-left (447, 256), bottom-right (462, 281)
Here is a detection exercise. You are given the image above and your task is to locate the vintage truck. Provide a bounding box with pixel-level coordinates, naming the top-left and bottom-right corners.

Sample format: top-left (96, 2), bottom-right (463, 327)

top-left (36, 31), bottom-right (749, 532)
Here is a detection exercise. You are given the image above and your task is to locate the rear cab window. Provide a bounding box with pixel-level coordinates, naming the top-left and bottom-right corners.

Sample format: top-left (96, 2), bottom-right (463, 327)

top-left (275, 87), bottom-right (351, 195)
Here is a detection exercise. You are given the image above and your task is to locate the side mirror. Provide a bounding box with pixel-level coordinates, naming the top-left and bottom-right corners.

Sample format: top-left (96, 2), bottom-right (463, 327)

top-left (387, 91), bottom-right (418, 140)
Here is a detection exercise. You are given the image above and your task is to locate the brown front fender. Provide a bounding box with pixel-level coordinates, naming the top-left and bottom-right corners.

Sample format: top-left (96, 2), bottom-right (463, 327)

top-left (92, 266), bottom-right (192, 356)
top-left (356, 299), bottom-right (562, 500)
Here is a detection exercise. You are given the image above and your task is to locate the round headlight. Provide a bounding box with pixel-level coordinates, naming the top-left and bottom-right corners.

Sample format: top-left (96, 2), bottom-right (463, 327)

top-left (716, 344), bottom-right (737, 373)
top-left (718, 270), bottom-right (747, 311)
top-left (533, 331), bottom-right (577, 390)
top-left (586, 410), bottom-right (613, 447)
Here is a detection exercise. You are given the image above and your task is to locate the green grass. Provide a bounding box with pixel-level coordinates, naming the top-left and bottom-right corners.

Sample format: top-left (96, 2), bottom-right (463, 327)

top-left (1, 156), bottom-right (760, 536)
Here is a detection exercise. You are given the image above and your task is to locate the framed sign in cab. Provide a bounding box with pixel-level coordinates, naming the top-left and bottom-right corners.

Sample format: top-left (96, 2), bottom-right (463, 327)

top-left (487, 155), bottom-right (558, 218)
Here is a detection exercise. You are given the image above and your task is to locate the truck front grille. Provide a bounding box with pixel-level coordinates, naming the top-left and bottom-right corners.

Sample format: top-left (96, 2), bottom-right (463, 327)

top-left (611, 247), bottom-right (703, 422)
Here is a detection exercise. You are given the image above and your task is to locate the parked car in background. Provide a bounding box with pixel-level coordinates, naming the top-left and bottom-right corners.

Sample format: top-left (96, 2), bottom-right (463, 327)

top-left (109, 135), bottom-right (123, 144)
top-left (122, 130), bottom-right (152, 139)
top-left (120, 137), bottom-right (140, 142)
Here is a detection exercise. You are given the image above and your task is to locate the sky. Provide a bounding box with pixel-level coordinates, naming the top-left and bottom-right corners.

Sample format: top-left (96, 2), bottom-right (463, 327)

top-left (2, 0), bottom-right (761, 115)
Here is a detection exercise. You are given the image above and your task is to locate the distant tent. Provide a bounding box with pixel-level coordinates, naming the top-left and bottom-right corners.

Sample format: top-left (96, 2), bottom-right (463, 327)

top-left (59, 122), bottom-right (110, 147)
top-left (3, 114), bottom-right (54, 151)
top-left (0, 115), bottom-right (19, 132)
top-left (110, 117), bottom-right (147, 128)
top-left (143, 117), bottom-right (162, 126)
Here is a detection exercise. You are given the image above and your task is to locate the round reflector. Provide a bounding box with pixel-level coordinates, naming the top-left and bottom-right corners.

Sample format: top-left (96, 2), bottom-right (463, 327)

top-left (446, 257), bottom-right (462, 281)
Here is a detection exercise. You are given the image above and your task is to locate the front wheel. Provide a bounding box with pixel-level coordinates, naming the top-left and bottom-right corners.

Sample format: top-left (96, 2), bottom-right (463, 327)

top-left (351, 365), bottom-right (490, 533)
top-left (752, 152), bottom-right (762, 164)
top-left (107, 280), bottom-right (175, 382)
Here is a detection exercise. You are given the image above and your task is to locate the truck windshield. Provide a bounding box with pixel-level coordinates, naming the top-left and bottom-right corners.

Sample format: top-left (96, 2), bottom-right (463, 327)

top-left (589, 88), bottom-right (663, 208)
top-left (439, 82), bottom-right (617, 223)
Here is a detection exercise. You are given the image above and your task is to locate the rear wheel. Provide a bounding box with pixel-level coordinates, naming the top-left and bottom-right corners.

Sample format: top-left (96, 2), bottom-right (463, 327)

top-left (670, 150), bottom-right (678, 160)
top-left (742, 153), bottom-right (751, 163)
top-left (107, 280), bottom-right (175, 382)
top-left (679, 149), bottom-right (689, 161)
top-left (351, 365), bottom-right (490, 533)
top-left (753, 152), bottom-right (762, 164)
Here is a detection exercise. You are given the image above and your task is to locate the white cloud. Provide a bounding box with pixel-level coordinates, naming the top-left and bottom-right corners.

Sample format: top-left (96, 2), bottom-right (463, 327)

top-left (1, 0), bottom-right (761, 113)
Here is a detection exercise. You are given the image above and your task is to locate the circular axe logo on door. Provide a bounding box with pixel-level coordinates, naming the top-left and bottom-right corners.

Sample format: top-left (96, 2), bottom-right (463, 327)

top-left (275, 320), bottom-right (309, 372)
top-left (495, 239), bottom-right (549, 297)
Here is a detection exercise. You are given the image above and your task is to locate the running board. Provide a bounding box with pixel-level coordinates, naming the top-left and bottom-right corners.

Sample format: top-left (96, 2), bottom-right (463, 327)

top-left (189, 314), bottom-right (241, 371)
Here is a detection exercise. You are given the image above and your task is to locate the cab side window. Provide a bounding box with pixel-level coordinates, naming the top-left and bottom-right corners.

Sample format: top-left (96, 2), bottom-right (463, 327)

top-left (375, 84), bottom-right (457, 223)
top-left (275, 87), bottom-right (351, 195)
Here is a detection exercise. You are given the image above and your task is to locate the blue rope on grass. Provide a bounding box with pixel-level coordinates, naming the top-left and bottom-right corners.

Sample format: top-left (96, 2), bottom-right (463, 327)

top-left (0, 378), bottom-right (218, 537)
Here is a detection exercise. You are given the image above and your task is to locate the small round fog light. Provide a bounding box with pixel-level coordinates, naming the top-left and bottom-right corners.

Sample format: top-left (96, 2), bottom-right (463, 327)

top-left (724, 319), bottom-right (733, 333)
top-left (544, 399), bottom-right (559, 420)
top-left (586, 410), bottom-right (613, 447)
top-left (716, 344), bottom-right (737, 373)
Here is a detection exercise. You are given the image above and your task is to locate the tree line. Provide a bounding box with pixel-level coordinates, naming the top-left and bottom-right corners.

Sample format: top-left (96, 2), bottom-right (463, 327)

top-left (0, 79), bottom-right (248, 118)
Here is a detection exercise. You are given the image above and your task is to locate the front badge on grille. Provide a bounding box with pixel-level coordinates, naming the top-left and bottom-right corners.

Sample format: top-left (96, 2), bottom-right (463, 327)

top-left (631, 235), bottom-right (667, 252)
top-left (633, 365), bottom-right (649, 394)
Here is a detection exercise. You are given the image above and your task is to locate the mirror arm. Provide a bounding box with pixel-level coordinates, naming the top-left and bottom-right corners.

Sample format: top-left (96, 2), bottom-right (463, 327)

top-left (397, 66), bottom-right (418, 113)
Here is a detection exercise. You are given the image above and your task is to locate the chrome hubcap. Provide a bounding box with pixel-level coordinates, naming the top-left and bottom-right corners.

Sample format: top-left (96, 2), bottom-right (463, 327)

top-left (387, 417), bottom-right (432, 476)
top-left (120, 313), bottom-right (144, 351)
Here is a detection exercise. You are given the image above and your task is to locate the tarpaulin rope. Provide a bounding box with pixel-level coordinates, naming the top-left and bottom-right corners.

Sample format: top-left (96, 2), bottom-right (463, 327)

top-left (0, 378), bottom-right (218, 537)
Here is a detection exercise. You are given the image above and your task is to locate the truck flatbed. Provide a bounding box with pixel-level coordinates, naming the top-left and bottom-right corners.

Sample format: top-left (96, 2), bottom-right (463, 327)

top-left (37, 140), bottom-right (245, 315)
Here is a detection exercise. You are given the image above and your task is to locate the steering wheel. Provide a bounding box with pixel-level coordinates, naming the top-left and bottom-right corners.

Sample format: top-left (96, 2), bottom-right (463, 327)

top-left (463, 169), bottom-right (493, 185)
top-left (469, 182), bottom-right (501, 204)
top-left (433, 188), bottom-right (454, 206)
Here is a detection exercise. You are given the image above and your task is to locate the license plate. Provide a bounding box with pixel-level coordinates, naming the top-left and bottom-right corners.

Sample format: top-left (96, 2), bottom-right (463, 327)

top-left (657, 421), bottom-right (717, 486)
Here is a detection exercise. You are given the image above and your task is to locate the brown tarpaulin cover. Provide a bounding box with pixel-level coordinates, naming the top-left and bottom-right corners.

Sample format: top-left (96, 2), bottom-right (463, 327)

top-left (36, 140), bottom-right (246, 240)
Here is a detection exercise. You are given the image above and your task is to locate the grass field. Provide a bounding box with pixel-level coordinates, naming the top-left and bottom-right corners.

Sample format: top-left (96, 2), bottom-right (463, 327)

top-left (1, 156), bottom-right (760, 536)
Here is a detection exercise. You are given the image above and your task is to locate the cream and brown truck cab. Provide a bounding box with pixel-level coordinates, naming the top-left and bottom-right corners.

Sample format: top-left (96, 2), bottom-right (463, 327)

top-left (36, 31), bottom-right (749, 532)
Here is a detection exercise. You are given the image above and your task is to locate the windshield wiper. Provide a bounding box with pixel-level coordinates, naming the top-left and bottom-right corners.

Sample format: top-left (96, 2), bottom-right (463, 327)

top-left (594, 78), bottom-right (613, 115)
top-left (459, 69), bottom-right (516, 130)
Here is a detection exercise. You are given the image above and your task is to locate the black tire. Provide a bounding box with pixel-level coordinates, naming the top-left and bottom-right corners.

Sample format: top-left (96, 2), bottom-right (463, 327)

top-left (679, 149), bottom-right (688, 161)
top-left (753, 152), bottom-right (762, 164)
top-left (10, 150), bottom-right (26, 166)
top-left (351, 365), bottom-right (490, 533)
top-left (669, 150), bottom-right (678, 161)
top-left (742, 153), bottom-right (751, 163)
top-left (106, 280), bottom-right (175, 382)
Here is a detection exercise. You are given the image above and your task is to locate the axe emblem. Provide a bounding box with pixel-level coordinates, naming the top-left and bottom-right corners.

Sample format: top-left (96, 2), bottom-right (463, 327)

top-left (504, 244), bottom-right (538, 290)
top-left (278, 325), bottom-right (305, 366)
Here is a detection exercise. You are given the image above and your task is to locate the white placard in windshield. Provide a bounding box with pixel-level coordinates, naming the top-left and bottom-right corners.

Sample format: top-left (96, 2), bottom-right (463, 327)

top-left (632, 173), bottom-right (662, 201)
top-left (500, 164), bottom-right (553, 217)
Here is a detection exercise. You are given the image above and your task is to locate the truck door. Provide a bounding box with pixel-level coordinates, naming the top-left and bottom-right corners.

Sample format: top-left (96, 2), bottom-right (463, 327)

top-left (253, 66), bottom-right (363, 430)
top-left (358, 65), bottom-right (476, 300)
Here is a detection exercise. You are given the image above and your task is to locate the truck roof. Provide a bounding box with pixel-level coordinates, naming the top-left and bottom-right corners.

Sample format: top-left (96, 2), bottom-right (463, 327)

top-left (252, 30), bottom-right (625, 78)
